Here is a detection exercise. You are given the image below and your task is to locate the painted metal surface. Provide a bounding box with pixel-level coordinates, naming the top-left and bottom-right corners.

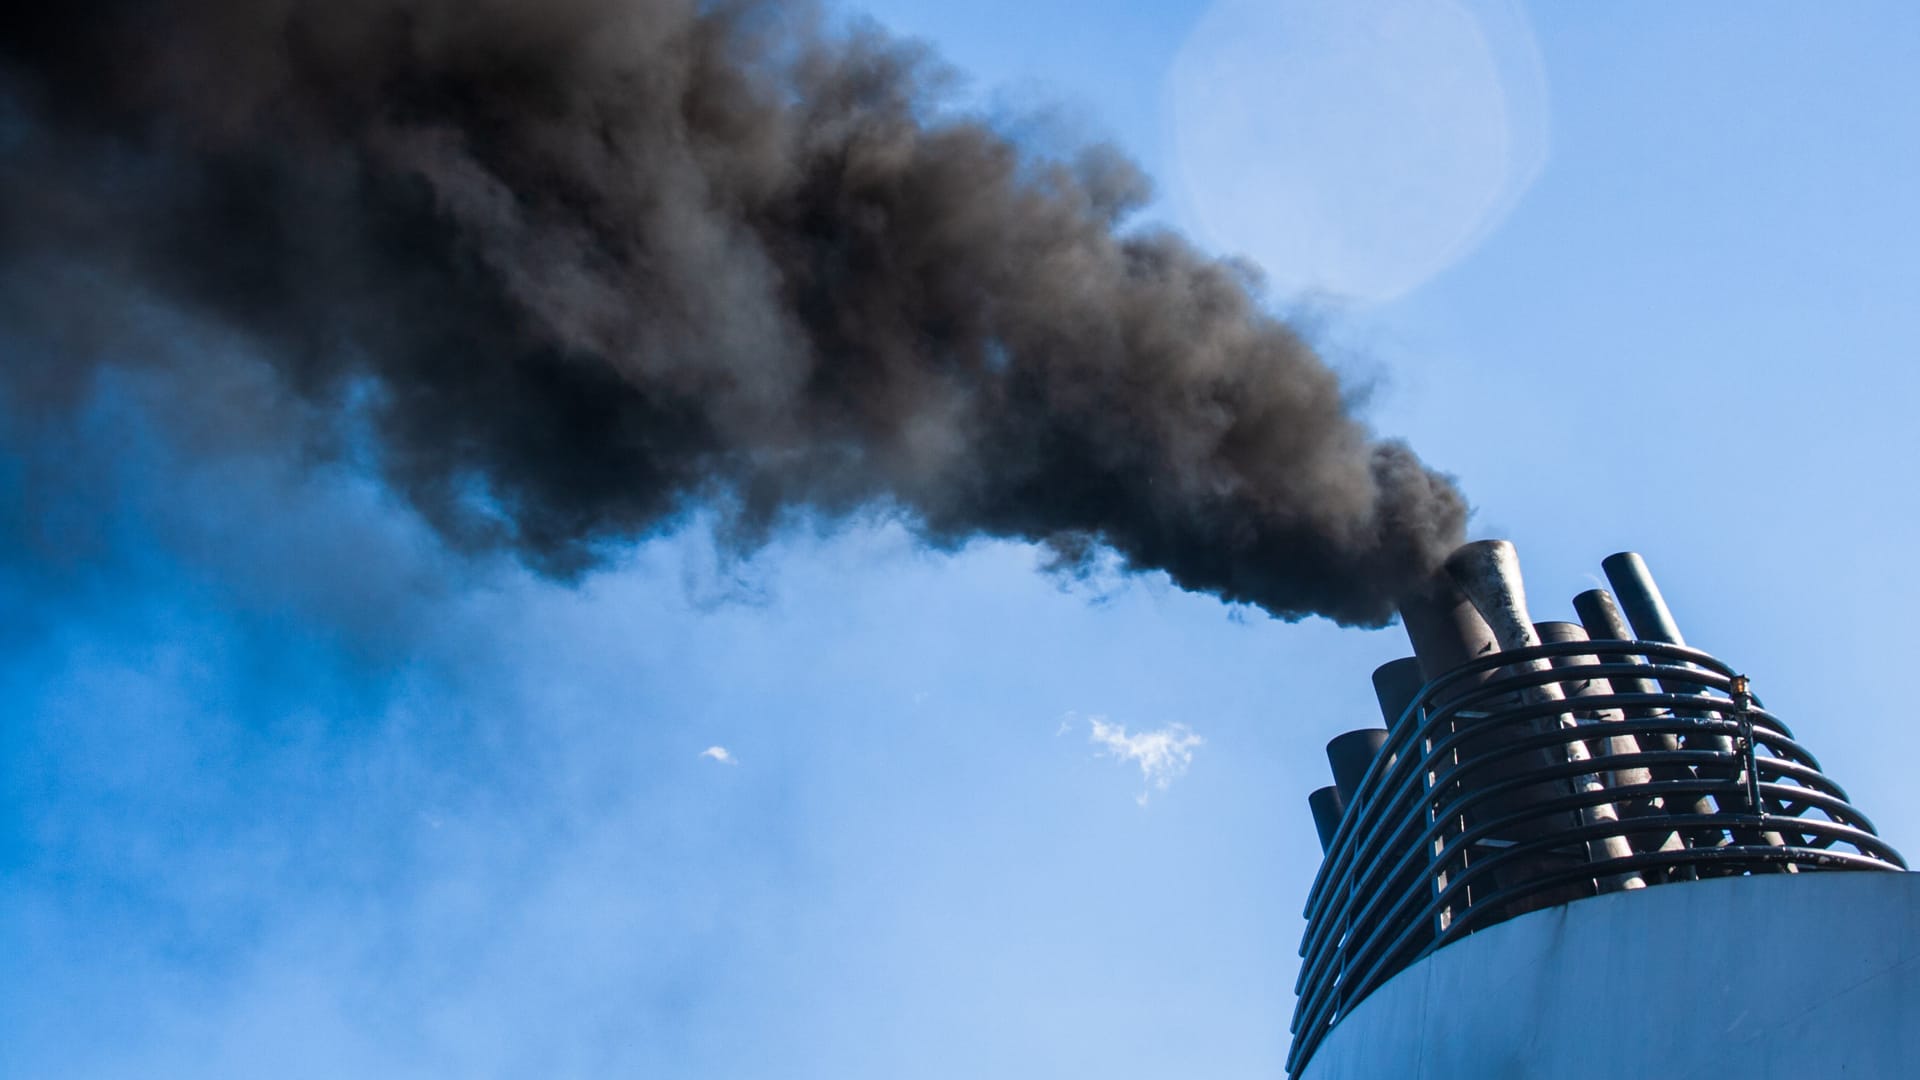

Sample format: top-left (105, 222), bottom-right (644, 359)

top-left (1602, 551), bottom-right (1688, 647)
top-left (1294, 541), bottom-right (1907, 1075)
top-left (1572, 586), bottom-right (1718, 838)
top-left (1398, 573), bottom-right (1500, 686)
top-left (1445, 541), bottom-right (1641, 890)
top-left (1327, 728), bottom-right (1391, 807)
top-left (1371, 657), bottom-right (1426, 730)
top-left (1298, 872), bottom-right (1920, 1080)
top-left (1288, 633), bottom-right (1905, 1075)
top-left (1309, 785), bottom-right (1345, 854)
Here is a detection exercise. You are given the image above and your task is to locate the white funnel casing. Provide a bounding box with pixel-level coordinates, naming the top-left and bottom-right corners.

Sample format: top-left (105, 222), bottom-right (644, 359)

top-left (1442, 541), bottom-right (1644, 890)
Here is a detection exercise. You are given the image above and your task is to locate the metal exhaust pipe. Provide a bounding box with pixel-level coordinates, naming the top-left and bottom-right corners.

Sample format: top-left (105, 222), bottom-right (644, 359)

top-left (1571, 588), bottom-right (1654, 693)
top-left (1371, 657), bottom-right (1426, 731)
top-left (1535, 619), bottom-right (1636, 757)
top-left (1398, 575), bottom-right (1500, 687)
top-left (1445, 541), bottom-right (1643, 892)
top-left (1395, 573), bottom-right (1506, 928)
top-left (1575, 587), bottom-right (1717, 862)
top-left (1309, 785), bottom-right (1345, 855)
top-left (1600, 552), bottom-right (1688, 647)
top-left (1327, 728), bottom-right (1392, 807)
top-left (1363, 656), bottom-right (1437, 954)
top-left (1400, 550), bottom-right (1586, 922)
top-left (1536, 620), bottom-right (1682, 858)
top-left (1535, 620), bottom-right (1619, 726)
top-left (1601, 552), bottom-right (1790, 862)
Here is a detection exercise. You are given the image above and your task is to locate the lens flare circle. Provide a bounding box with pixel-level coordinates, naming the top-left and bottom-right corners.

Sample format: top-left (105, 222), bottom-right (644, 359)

top-left (1168, 0), bottom-right (1549, 305)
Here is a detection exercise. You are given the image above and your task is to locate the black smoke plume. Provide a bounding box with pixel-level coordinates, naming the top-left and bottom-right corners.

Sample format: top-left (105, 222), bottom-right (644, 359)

top-left (0, 0), bottom-right (1465, 625)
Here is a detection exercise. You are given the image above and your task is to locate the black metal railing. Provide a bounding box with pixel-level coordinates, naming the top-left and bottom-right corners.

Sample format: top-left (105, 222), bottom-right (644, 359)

top-left (1287, 640), bottom-right (1907, 1076)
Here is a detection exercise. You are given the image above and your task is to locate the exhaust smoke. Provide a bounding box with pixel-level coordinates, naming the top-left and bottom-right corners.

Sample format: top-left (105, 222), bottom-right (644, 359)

top-left (0, 0), bottom-right (1465, 624)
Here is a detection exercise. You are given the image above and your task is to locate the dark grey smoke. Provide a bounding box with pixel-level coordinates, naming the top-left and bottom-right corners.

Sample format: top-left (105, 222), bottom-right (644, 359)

top-left (0, 0), bottom-right (1465, 625)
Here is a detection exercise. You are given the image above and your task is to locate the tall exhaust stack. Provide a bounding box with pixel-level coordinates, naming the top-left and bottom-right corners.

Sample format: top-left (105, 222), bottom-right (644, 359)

top-left (1287, 540), bottom-right (1913, 1078)
top-left (1443, 540), bottom-right (1642, 892)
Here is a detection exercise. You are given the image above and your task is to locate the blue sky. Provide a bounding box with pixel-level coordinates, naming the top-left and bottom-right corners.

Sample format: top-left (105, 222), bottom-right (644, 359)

top-left (6, 2), bottom-right (1919, 1077)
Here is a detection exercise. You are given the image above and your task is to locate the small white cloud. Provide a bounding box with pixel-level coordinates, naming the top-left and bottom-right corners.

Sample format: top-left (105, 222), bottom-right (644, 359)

top-left (1086, 716), bottom-right (1203, 804)
top-left (699, 746), bottom-right (737, 765)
